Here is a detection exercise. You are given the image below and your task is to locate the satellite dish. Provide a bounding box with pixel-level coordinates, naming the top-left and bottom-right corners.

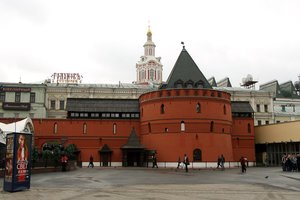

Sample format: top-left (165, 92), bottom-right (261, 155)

top-left (246, 74), bottom-right (253, 82)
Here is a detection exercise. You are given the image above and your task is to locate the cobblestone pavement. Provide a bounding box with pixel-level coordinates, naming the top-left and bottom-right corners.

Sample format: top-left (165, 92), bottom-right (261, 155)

top-left (1, 167), bottom-right (300, 200)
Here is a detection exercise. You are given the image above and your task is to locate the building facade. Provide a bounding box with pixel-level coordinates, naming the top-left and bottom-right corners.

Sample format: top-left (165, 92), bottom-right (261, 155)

top-left (260, 80), bottom-right (300, 124)
top-left (0, 83), bottom-right (47, 119)
top-left (26, 46), bottom-right (256, 167)
top-left (216, 87), bottom-right (274, 126)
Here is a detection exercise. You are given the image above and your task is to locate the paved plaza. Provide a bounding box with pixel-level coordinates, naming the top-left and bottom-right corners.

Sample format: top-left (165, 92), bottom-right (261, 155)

top-left (1, 166), bottom-right (300, 199)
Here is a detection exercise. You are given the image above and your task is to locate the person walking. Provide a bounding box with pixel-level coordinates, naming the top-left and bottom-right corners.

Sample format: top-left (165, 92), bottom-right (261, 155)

top-left (152, 154), bottom-right (158, 168)
top-left (217, 155), bottom-right (222, 168)
top-left (240, 156), bottom-right (247, 173)
top-left (177, 156), bottom-right (181, 169)
top-left (220, 154), bottom-right (225, 170)
top-left (183, 154), bottom-right (189, 172)
top-left (88, 155), bottom-right (94, 168)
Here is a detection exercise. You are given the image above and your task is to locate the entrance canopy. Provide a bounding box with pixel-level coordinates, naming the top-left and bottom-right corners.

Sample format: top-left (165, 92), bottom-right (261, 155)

top-left (0, 117), bottom-right (34, 144)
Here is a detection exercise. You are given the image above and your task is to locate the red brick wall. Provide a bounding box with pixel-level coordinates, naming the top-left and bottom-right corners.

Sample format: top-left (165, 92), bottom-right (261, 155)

top-left (231, 117), bottom-right (255, 161)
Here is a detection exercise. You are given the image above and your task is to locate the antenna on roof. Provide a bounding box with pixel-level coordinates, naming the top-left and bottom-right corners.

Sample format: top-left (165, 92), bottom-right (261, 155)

top-left (181, 41), bottom-right (185, 49)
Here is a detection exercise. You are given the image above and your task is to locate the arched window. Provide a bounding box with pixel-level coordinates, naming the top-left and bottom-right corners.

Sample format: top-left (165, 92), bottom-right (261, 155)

top-left (150, 69), bottom-right (155, 81)
top-left (83, 123), bottom-right (87, 134)
top-left (195, 80), bottom-right (204, 88)
top-left (160, 104), bottom-right (165, 114)
top-left (210, 121), bottom-right (214, 132)
top-left (193, 149), bottom-right (202, 161)
top-left (148, 122), bottom-right (151, 133)
top-left (174, 79), bottom-right (183, 88)
top-left (53, 122), bottom-right (58, 134)
top-left (180, 121), bottom-right (185, 132)
top-left (113, 123), bottom-right (117, 134)
top-left (196, 103), bottom-right (201, 113)
top-left (185, 80), bottom-right (194, 88)
top-left (247, 123), bottom-right (251, 133)
top-left (223, 105), bottom-right (226, 115)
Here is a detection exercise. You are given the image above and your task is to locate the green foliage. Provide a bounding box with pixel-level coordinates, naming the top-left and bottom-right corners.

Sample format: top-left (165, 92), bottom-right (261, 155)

top-left (32, 147), bottom-right (39, 161)
top-left (42, 150), bottom-right (53, 167)
top-left (64, 144), bottom-right (78, 160)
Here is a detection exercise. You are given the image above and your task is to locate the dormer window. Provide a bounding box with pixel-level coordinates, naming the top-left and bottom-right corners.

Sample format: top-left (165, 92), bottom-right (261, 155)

top-left (174, 79), bottom-right (184, 88)
top-left (195, 80), bottom-right (204, 88)
top-left (185, 80), bottom-right (194, 88)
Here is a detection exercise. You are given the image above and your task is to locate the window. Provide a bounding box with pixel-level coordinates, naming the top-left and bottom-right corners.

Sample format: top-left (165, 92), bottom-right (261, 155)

top-left (15, 92), bottom-right (21, 103)
top-left (53, 123), bottom-right (58, 134)
top-left (195, 80), bottom-right (204, 88)
top-left (180, 121), bottom-right (185, 132)
top-left (91, 113), bottom-right (99, 118)
top-left (150, 69), bottom-right (155, 81)
top-left (247, 123), bottom-right (251, 133)
top-left (210, 121), bottom-right (214, 132)
top-left (256, 104), bottom-right (260, 112)
top-left (174, 80), bottom-right (183, 88)
top-left (265, 121), bottom-right (269, 125)
top-left (264, 105), bottom-right (268, 112)
top-left (160, 104), bottom-right (165, 114)
top-left (0, 92), bottom-right (5, 102)
top-left (30, 92), bottom-right (35, 103)
top-left (50, 100), bottom-right (56, 110)
top-left (59, 100), bottom-right (65, 110)
top-left (196, 103), bottom-right (201, 113)
top-left (281, 105), bottom-right (286, 112)
top-left (148, 122), bottom-right (151, 133)
top-left (83, 123), bottom-right (87, 134)
top-left (113, 123), bottom-right (117, 134)
top-left (223, 105), bottom-right (226, 115)
top-left (257, 120), bottom-right (262, 125)
top-left (164, 128), bottom-right (168, 132)
top-left (185, 80), bottom-right (194, 88)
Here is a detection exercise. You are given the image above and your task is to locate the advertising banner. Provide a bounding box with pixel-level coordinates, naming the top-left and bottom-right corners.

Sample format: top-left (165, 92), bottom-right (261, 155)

top-left (3, 132), bottom-right (32, 192)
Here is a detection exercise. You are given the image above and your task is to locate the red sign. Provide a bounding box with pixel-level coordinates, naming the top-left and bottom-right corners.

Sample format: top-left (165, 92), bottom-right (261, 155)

top-left (51, 73), bottom-right (83, 84)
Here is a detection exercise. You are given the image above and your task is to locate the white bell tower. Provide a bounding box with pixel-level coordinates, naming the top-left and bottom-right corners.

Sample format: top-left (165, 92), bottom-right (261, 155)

top-left (136, 26), bottom-right (163, 85)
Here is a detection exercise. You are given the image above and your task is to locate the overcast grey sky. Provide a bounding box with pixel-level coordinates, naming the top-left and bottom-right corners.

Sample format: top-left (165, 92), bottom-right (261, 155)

top-left (0, 0), bottom-right (299, 87)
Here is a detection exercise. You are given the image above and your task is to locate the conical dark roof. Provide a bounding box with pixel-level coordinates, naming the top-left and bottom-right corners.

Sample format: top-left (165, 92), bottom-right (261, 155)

top-left (99, 144), bottom-right (112, 153)
top-left (121, 128), bottom-right (145, 149)
top-left (163, 47), bottom-right (212, 89)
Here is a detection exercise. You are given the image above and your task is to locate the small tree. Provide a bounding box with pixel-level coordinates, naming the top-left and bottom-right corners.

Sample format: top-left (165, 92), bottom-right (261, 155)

top-left (32, 147), bottom-right (39, 168)
top-left (42, 150), bottom-right (53, 168)
top-left (65, 144), bottom-right (78, 160)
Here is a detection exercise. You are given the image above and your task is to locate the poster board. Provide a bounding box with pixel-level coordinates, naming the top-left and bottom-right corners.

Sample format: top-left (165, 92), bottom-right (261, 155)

top-left (3, 132), bottom-right (32, 192)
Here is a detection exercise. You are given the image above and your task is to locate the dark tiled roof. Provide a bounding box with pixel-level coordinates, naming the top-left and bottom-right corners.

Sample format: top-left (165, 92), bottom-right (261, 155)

top-left (121, 128), bottom-right (145, 149)
top-left (162, 47), bottom-right (212, 89)
top-left (260, 80), bottom-right (300, 99)
top-left (259, 80), bottom-right (281, 97)
top-left (99, 144), bottom-right (112, 152)
top-left (231, 101), bottom-right (254, 113)
top-left (208, 77), bottom-right (217, 87)
top-left (279, 81), bottom-right (300, 98)
top-left (217, 77), bottom-right (232, 87)
top-left (66, 98), bottom-right (139, 112)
